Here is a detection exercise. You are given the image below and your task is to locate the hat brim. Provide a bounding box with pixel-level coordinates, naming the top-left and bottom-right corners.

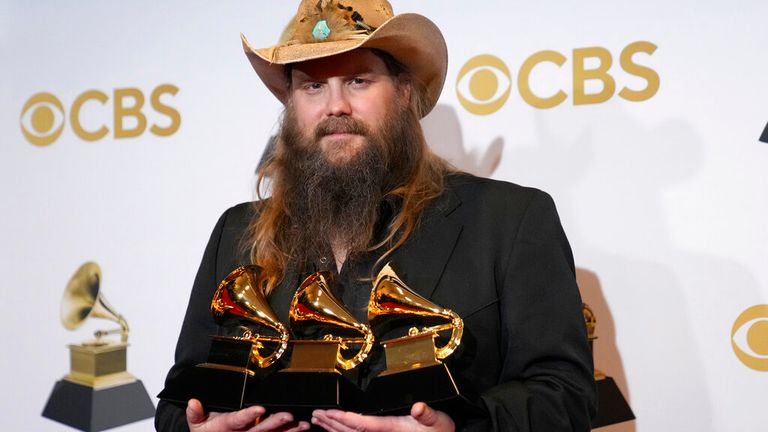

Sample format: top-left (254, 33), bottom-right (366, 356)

top-left (241, 13), bottom-right (447, 117)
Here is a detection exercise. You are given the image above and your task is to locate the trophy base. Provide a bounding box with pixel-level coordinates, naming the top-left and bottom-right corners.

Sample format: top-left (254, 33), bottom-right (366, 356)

top-left (42, 379), bottom-right (154, 432)
top-left (592, 376), bottom-right (635, 428)
top-left (363, 363), bottom-right (468, 415)
top-left (157, 364), bottom-right (253, 412)
top-left (249, 371), bottom-right (363, 421)
top-left (157, 336), bottom-right (261, 412)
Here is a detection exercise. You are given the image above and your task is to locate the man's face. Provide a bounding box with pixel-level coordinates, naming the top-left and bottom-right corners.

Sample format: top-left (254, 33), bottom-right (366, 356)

top-left (288, 49), bottom-right (410, 165)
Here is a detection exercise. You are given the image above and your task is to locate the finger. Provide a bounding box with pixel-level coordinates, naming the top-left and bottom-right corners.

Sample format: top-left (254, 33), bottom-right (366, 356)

top-left (411, 402), bottom-right (455, 431)
top-left (186, 399), bottom-right (207, 426)
top-left (282, 420), bottom-right (311, 432)
top-left (314, 409), bottom-right (396, 432)
top-left (311, 410), bottom-right (353, 432)
top-left (411, 402), bottom-right (438, 426)
top-left (224, 405), bottom-right (265, 430)
top-left (251, 411), bottom-right (294, 431)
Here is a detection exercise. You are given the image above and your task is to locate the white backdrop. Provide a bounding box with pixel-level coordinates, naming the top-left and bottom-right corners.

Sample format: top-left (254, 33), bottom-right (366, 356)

top-left (2, 1), bottom-right (767, 431)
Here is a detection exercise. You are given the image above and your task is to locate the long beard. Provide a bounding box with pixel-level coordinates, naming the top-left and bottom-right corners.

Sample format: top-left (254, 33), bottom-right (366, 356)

top-left (272, 103), bottom-right (420, 267)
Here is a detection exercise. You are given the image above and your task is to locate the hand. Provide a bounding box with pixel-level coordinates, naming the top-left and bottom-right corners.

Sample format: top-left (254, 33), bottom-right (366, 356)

top-left (311, 402), bottom-right (455, 432)
top-left (186, 399), bottom-right (310, 432)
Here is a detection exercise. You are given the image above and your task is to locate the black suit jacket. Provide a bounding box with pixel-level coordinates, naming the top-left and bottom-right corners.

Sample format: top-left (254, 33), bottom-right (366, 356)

top-left (155, 173), bottom-right (596, 431)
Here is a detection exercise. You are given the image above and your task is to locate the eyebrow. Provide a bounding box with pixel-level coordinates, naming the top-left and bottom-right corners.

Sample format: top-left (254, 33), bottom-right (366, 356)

top-left (291, 65), bottom-right (383, 83)
top-left (290, 69), bottom-right (312, 84)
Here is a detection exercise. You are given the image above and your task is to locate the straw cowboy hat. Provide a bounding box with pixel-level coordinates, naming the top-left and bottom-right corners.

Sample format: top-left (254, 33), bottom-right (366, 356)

top-left (241, 0), bottom-right (447, 117)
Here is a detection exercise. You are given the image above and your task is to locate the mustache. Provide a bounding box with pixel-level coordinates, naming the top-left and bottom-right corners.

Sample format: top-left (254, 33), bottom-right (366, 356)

top-left (313, 116), bottom-right (370, 140)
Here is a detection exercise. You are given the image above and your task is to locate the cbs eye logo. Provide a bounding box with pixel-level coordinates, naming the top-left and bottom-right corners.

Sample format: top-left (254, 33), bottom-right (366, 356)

top-left (731, 304), bottom-right (768, 371)
top-left (20, 85), bottom-right (180, 147)
top-left (456, 54), bottom-right (512, 116)
top-left (20, 93), bottom-right (66, 146)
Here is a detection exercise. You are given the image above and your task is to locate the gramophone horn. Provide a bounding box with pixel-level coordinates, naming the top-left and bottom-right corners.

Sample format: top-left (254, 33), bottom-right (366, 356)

top-left (212, 265), bottom-right (289, 368)
top-left (368, 263), bottom-right (463, 360)
top-left (61, 261), bottom-right (129, 342)
top-left (289, 272), bottom-right (374, 370)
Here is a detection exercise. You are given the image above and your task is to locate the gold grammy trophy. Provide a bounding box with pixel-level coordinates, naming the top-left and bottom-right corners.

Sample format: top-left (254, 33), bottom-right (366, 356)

top-left (42, 262), bottom-right (154, 432)
top-left (583, 303), bottom-right (635, 427)
top-left (364, 263), bottom-right (467, 414)
top-left (255, 271), bottom-right (373, 417)
top-left (158, 265), bottom-right (290, 411)
top-left (210, 266), bottom-right (289, 369)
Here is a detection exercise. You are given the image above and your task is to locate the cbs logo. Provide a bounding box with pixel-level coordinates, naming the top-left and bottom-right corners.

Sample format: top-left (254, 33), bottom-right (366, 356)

top-left (456, 41), bottom-right (659, 115)
top-left (732, 304), bottom-right (768, 371)
top-left (20, 84), bottom-right (181, 146)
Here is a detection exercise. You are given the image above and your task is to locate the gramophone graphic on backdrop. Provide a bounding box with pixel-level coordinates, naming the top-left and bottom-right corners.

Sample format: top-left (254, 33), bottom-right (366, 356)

top-left (42, 262), bottom-right (154, 432)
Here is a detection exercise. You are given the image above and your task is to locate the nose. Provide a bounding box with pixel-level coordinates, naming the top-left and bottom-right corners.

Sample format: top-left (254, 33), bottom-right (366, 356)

top-left (325, 83), bottom-right (351, 117)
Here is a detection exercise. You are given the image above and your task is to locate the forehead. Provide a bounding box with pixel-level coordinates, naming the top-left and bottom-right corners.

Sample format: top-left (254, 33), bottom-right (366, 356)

top-left (289, 49), bottom-right (389, 81)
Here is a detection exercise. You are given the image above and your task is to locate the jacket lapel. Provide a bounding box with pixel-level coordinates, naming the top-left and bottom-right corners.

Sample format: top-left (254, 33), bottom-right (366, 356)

top-left (387, 183), bottom-right (463, 300)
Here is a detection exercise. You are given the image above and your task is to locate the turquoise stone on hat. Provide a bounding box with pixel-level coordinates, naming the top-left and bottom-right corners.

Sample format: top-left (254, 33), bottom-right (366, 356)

top-left (312, 20), bottom-right (331, 40)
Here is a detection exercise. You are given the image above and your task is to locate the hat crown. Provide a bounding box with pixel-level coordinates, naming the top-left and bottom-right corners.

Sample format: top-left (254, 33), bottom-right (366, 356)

top-left (280, 0), bottom-right (394, 44)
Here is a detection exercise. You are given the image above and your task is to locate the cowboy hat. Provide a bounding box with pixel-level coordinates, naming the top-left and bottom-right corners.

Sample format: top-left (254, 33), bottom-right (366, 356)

top-left (241, 0), bottom-right (447, 117)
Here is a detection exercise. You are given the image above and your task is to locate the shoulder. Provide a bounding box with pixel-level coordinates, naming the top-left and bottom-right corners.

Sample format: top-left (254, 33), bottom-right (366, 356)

top-left (444, 172), bottom-right (556, 215)
top-left (214, 201), bottom-right (259, 232)
top-left (221, 201), bottom-right (257, 222)
top-left (203, 201), bottom-right (261, 275)
top-left (441, 173), bottom-right (567, 247)
top-left (208, 201), bottom-right (259, 250)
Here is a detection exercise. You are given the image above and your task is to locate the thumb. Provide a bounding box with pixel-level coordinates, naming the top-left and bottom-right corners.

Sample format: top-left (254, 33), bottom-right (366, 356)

top-left (411, 402), bottom-right (439, 426)
top-left (186, 399), bottom-right (207, 426)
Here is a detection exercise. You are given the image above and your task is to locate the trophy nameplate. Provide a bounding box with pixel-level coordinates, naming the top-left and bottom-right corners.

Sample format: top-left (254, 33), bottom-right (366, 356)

top-left (378, 332), bottom-right (441, 375)
top-left (282, 340), bottom-right (340, 372)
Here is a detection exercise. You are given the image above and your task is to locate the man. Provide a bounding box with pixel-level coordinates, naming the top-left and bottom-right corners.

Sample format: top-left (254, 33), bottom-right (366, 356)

top-left (156, 1), bottom-right (596, 431)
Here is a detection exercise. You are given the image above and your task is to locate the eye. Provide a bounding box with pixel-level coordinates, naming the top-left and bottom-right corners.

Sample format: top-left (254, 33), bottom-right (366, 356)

top-left (20, 92), bottom-right (65, 146)
top-left (349, 77), bottom-right (371, 88)
top-left (456, 54), bottom-right (512, 115)
top-left (731, 305), bottom-right (768, 371)
top-left (300, 82), bottom-right (324, 94)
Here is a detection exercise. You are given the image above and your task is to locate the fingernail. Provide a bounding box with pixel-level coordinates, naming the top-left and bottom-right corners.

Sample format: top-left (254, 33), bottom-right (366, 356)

top-left (250, 406), bottom-right (265, 415)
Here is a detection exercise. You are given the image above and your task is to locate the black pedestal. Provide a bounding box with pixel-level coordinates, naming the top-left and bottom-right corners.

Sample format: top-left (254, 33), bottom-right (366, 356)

top-left (249, 371), bottom-right (362, 421)
top-left (158, 336), bottom-right (262, 412)
top-left (592, 376), bottom-right (635, 428)
top-left (364, 363), bottom-right (466, 415)
top-left (157, 366), bottom-right (252, 412)
top-left (42, 379), bottom-right (155, 432)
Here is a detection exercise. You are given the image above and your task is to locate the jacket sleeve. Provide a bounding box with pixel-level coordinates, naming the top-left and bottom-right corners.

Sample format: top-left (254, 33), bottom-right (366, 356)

top-left (473, 190), bottom-right (596, 431)
top-left (154, 208), bottom-right (231, 432)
